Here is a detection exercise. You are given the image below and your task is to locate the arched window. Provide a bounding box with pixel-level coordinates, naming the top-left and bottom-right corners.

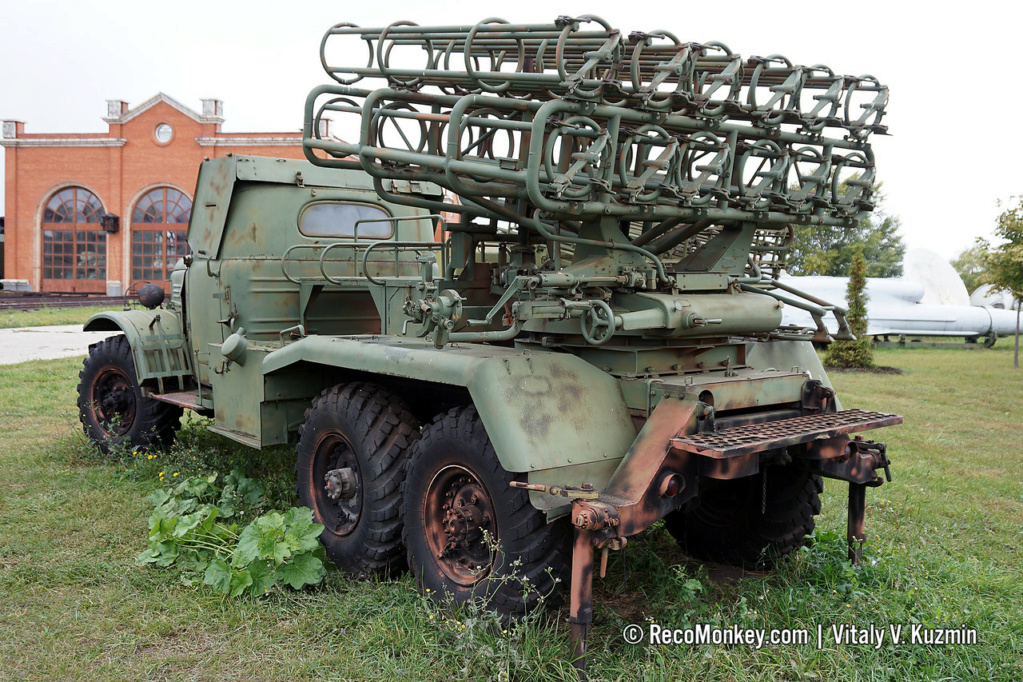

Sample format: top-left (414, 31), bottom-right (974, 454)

top-left (42, 187), bottom-right (106, 292)
top-left (131, 187), bottom-right (192, 284)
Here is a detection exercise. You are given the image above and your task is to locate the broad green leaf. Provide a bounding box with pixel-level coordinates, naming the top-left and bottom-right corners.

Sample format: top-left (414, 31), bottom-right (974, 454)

top-left (218, 499), bottom-right (238, 519)
top-left (277, 552), bottom-right (325, 590)
top-left (153, 515), bottom-right (178, 538)
top-left (211, 521), bottom-right (239, 543)
top-left (256, 512), bottom-right (285, 533)
top-left (257, 533), bottom-right (292, 565)
top-left (225, 469), bottom-right (264, 508)
top-left (283, 526), bottom-right (321, 554)
top-left (204, 559), bottom-right (232, 593)
top-left (172, 512), bottom-right (203, 538)
top-left (236, 478), bottom-right (264, 507)
top-left (136, 548), bottom-right (160, 564)
top-left (177, 550), bottom-right (209, 574)
top-left (147, 513), bottom-right (166, 538)
top-left (142, 470), bottom-right (326, 598)
top-left (282, 507), bottom-right (306, 528)
top-left (228, 568), bottom-right (254, 597)
top-left (233, 523), bottom-right (262, 568)
top-left (180, 572), bottom-right (203, 587)
top-left (152, 541), bottom-right (179, 567)
top-left (247, 559), bottom-right (275, 596)
top-left (147, 489), bottom-right (171, 508)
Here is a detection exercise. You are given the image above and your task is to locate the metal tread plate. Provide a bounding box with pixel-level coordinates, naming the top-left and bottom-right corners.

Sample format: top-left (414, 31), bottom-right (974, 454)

top-left (670, 409), bottom-right (902, 459)
top-left (152, 390), bottom-right (205, 409)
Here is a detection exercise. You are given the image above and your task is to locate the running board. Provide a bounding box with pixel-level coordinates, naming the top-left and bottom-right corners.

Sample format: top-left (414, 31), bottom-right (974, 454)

top-left (152, 389), bottom-right (204, 410)
top-left (208, 424), bottom-right (262, 449)
top-left (670, 409), bottom-right (902, 459)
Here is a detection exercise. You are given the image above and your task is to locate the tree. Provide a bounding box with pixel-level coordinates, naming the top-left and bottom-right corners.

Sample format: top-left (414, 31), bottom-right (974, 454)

top-left (786, 182), bottom-right (906, 278)
top-left (950, 242), bottom-right (992, 294)
top-left (983, 196), bottom-right (1023, 368)
top-left (824, 250), bottom-right (874, 369)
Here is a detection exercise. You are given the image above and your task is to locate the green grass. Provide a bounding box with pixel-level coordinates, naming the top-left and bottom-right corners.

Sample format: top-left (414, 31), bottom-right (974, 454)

top-left (0, 305), bottom-right (115, 329)
top-left (0, 343), bottom-right (1021, 680)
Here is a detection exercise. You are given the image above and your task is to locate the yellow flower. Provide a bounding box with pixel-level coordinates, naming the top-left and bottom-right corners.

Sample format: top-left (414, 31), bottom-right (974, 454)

top-left (173, 472), bottom-right (179, 477)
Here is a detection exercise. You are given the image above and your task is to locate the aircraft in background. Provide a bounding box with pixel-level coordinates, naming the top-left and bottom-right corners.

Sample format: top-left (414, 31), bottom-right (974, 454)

top-left (778, 249), bottom-right (1019, 345)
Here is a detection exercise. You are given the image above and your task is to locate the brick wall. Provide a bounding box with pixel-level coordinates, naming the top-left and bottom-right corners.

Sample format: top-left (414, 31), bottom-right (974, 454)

top-left (1, 94), bottom-right (307, 293)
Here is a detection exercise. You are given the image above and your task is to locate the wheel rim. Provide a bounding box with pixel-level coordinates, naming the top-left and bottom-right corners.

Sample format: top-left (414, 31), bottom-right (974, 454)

top-left (90, 367), bottom-right (137, 436)
top-left (424, 464), bottom-right (497, 586)
top-left (310, 432), bottom-right (362, 537)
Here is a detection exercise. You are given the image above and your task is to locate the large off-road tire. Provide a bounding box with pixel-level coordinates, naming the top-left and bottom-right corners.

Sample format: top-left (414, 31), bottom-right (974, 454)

top-left (401, 406), bottom-right (570, 616)
top-left (664, 465), bottom-right (823, 568)
top-left (295, 382), bottom-right (420, 577)
top-left (77, 335), bottom-right (182, 454)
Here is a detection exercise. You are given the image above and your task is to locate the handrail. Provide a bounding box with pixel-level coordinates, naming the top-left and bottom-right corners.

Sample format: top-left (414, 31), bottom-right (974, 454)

top-left (280, 214), bottom-right (447, 285)
top-left (360, 241), bottom-right (446, 286)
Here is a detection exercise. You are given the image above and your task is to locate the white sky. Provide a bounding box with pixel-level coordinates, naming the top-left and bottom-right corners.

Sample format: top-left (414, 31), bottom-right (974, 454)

top-left (2, 0), bottom-right (1021, 261)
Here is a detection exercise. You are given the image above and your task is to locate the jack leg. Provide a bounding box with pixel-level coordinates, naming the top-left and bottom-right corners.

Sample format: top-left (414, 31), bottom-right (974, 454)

top-left (569, 527), bottom-right (594, 678)
top-left (847, 482), bottom-right (866, 565)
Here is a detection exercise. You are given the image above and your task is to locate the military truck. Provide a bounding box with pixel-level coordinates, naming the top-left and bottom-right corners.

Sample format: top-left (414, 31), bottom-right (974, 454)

top-left (78, 16), bottom-right (899, 671)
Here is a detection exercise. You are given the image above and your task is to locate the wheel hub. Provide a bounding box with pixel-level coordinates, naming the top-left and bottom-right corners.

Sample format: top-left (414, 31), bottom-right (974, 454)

top-left (314, 436), bottom-right (361, 537)
top-left (325, 467), bottom-right (357, 500)
top-left (425, 467), bottom-right (496, 585)
top-left (443, 502), bottom-right (484, 548)
top-left (91, 368), bottom-right (136, 436)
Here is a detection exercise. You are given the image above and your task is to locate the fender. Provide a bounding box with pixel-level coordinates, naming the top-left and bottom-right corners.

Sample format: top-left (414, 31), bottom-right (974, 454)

top-left (262, 335), bottom-right (637, 479)
top-left (84, 310), bottom-right (192, 392)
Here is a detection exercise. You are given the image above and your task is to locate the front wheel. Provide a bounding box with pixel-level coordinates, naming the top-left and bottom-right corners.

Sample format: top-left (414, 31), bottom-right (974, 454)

top-left (664, 465), bottom-right (823, 568)
top-left (401, 406), bottom-right (570, 615)
top-left (77, 335), bottom-right (182, 454)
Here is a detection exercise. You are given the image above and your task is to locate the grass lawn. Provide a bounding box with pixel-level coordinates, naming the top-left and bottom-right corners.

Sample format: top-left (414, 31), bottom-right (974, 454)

top-left (0, 306), bottom-right (114, 330)
top-left (0, 343), bottom-right (1020, 680)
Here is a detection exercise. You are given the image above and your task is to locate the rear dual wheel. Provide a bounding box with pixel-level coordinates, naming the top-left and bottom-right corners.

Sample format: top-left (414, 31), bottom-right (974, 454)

top-left (664, 465), bottom-right (823, 568)
top-left (295, 382), bottom-right (420, 577)
top-left (401, 406), bottom-right (570, 615)
top-left (297, 390), bottom-right (569, 615)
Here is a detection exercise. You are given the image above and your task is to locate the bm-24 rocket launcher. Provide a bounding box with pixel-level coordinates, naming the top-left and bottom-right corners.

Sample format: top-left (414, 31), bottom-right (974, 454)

top-left (76, 14), bottom-right (902, 676)
top-left (302, 15), bottom-right (899, 671)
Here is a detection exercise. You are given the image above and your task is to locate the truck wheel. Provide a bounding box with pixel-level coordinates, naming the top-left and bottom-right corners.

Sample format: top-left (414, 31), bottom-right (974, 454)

top-left (664, 465), bottom-right (823, 568)
top-left (77, 335), bottom-right (182, 454)
top-left (401, 406), bottom-right (570, 616)
top-left (296, 382), bottom-right (420, 577)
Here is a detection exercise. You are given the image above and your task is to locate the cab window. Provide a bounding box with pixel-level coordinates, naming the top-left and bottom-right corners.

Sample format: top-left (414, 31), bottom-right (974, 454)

top-left (299, 202), bottom-right (393, 239)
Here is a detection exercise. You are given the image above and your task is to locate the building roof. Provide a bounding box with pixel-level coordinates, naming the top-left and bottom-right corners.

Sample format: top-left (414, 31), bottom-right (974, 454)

top-left (2, 94), bottom-right (303, 149)
top-left (101, 92), bottom-right (224, 126)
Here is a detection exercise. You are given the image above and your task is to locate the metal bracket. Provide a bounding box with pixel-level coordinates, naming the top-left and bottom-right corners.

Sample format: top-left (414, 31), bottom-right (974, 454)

top-left (509, 481), bottom-right (599, 500)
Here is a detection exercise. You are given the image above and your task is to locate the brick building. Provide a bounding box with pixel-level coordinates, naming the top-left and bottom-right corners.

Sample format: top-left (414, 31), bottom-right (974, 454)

top-left (1, 94), bottom-right (309, 294)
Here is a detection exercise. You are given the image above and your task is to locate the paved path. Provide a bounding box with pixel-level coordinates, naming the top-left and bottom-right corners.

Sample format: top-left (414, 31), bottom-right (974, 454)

top-left (0, 325), bottom-right (119, 366)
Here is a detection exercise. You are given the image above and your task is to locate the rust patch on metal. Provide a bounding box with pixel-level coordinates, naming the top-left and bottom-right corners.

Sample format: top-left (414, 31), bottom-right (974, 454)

top-left (425, 465), bottom-right (496, 586)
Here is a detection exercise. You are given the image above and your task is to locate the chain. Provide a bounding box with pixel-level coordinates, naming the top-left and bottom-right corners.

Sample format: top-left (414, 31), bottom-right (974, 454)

top-left (761, 467), bottom-right (768, 514)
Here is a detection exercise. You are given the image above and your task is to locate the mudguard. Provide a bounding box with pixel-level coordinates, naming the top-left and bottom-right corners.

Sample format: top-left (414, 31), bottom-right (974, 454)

top-left (261, 335), bottom-right (637, 476)
top-left (84, 310), bottom-right (192, 391)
